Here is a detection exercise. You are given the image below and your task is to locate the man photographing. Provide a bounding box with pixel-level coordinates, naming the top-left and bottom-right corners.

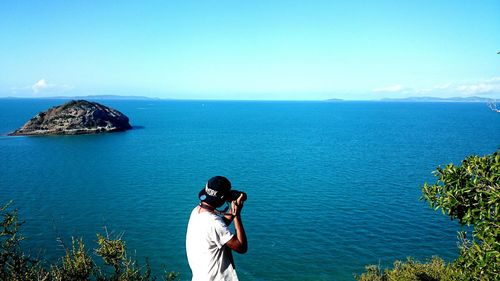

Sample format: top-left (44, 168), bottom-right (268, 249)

top-left (186, 176), bottom-right (248, 281)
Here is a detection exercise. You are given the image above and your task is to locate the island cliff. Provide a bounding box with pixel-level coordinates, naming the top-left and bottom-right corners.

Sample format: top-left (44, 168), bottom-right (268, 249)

top-left (9, 100), bottom-right (132, 136)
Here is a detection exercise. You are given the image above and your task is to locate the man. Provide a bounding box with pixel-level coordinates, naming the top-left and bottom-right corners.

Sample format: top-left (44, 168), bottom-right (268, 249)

top-left (186, 176), bottom-right (248, 281)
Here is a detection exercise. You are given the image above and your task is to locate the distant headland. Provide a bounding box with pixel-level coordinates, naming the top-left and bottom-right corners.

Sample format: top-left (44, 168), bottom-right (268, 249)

top-left (9, 100), bottom-right (132, 136)
top-left (324, 96), bottom-right (496, 102)
top-left (378, 96), bottom-right (494, 102)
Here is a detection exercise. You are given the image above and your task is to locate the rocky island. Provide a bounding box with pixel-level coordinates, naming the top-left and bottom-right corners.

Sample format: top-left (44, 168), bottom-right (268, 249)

top-left (9, 100), bottom-right (132, 136)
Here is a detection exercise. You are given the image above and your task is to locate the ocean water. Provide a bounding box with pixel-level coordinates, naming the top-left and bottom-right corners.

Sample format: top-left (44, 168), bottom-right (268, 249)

top-left (0, 99), bottom-right (498, 280)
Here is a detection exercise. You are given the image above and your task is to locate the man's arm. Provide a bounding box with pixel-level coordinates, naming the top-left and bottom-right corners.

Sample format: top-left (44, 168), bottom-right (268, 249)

top-left (223, 213), bottom-right (234, 226)
top-left (225, 195), bottom-right (247, 254)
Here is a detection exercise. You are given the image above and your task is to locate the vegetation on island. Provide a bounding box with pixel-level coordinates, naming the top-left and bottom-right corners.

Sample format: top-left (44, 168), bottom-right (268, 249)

top-left (0, 201), bottom-right (179, 281)
top-left (8, 100), bottom-right (132, 136)
top-left (357, 149), bottom-right (500, 281)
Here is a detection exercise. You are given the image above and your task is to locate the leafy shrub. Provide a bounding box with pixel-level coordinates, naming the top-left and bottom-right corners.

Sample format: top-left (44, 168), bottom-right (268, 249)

top-left (358, 149), bottom-right (500, 281)
top-left (51, 238), bottom-right (93, 281)
top-left (0, 201), bottom-right (49, 280)
top-left (422, 149), bottom-right (499, 279)
top-left (356, 256), bottom-right (462, 281)
top-left (0, 201), bottom-right (179, 281)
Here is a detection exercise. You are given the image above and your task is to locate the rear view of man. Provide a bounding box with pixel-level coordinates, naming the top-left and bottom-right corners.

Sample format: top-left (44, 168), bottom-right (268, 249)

top-left (186, 176), bottom-right (247, 281)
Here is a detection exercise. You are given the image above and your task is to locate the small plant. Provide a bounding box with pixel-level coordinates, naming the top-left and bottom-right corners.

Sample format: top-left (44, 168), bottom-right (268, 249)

top-left (356, 257), bottom-right (462, 281)
top-left (0, 201), bottom-right (49, 280)
top-left (96, 233), bottom-right (126, 276)
top-left (51, 238), bottom-right (93, 281)
top-left (94, 231), bottom-right (153, 281)
top-left (0, 201), bottom-right (179, 281)
top-left (163, 270), bottom-right (180, 281)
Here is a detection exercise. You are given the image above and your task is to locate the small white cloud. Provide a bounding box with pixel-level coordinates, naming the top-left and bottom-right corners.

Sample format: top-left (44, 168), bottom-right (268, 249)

top-left (456, 77), bottom-right (500, 95)
top-left (32, 79), bottom-right (48, 93)
top-left (372, 77), bottom-right (500, 98)
top-left (373, 84), bottom-right (405, 93)
top-left (30, 79), bottom-right (72, 94)
top-left (457, 84), bottom-right (494, 95)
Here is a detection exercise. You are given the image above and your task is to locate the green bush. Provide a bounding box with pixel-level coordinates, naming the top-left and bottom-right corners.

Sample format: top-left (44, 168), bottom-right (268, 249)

top-left (0, 201), bottom-right (179, 281)
top-left (51, 238), bottom-right (93, 280)
top-left (356, 256), bottom-right (462, 281)
top-left (422, 149), bottom-right (500, 279)
top-left (358, 149), bottom-right (500, 281)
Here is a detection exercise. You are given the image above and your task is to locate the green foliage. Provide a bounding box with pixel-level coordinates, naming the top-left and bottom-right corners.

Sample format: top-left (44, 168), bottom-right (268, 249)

top-left (51, 238), bottom-right (93, 281)
top-left (94, 232), bottom-right (154, 281)
top-left (96, 233), bottom-right (126, 275)
top-left (421, 149), bottom-right (499, 227)
top-left (0, 201), bottom-right (49, 280)
top-left (163, 271), bottom-right (180, 281)
top-left (422, 149), bottom-right (500, 279)
top-left (0, 201), bottom-right (179, 281)
top-left (356, 257), bottom-right (462, 281)
top-left (359, 149), bottom-right (500, 281)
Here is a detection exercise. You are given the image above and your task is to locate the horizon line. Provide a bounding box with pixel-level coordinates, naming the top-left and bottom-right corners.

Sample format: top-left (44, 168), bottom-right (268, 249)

top-left (0, 94), bottom-right (498, 103)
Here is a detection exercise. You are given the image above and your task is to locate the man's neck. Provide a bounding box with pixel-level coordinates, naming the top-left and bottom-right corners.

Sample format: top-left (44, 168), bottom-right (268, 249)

top-left (199, 202), bottom-right (215, 213)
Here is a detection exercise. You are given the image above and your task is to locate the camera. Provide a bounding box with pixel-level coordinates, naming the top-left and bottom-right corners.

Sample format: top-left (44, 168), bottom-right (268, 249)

top-left (227, 190), bottom-right (247, 202)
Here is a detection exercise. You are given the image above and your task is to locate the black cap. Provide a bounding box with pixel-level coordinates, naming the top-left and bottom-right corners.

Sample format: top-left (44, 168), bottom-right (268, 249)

top-left (198, 176), bottom-right (232, 208)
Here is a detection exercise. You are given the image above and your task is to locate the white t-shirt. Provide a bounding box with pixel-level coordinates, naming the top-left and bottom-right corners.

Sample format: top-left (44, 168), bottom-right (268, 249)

top-left (186, 206), bottom-right (238, 281)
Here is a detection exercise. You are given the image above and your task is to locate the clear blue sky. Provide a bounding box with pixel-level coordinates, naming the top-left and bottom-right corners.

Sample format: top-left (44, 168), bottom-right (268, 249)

top-left (1, 0), bottom-right (499, 100)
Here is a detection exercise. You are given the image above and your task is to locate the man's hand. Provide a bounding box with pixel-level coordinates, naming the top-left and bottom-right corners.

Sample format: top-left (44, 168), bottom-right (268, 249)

top-left (223, 193), bottom-right (246, 225)
top-left (226, 193), bottom-right (247, 254)
top-left (231, 193), bottom-right (245, 217)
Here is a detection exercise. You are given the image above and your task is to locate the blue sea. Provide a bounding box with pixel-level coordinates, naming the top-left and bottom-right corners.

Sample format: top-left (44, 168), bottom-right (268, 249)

top-left (0, 99), bottom-right (499, 280)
